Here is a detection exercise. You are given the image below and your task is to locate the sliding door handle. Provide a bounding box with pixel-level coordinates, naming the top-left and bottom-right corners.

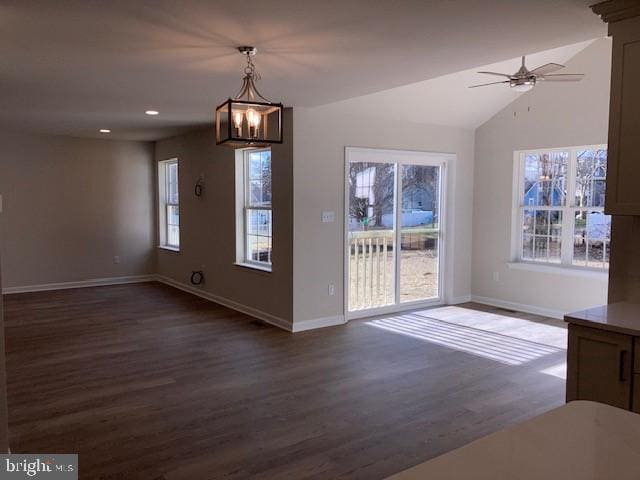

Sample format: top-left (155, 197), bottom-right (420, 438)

top-left (619, 350), bottom-right (628, 382)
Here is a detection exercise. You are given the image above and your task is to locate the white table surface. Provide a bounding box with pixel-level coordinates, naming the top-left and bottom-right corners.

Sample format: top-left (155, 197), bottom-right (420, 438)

top-left (386, 401), bottom-right (640, 480)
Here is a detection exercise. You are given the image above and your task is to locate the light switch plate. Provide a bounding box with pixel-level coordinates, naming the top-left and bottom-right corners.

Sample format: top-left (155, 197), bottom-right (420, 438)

top-left (321, 211), bottom-right (335, 223)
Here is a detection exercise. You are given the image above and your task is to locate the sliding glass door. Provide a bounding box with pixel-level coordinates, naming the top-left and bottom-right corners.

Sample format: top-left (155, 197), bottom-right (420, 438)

top-left (347, 161), bottom-right (397, 311)
top-left (399, 164), bottom-right (441, 303)
top-left (346, 148), bottom-right (449, 317)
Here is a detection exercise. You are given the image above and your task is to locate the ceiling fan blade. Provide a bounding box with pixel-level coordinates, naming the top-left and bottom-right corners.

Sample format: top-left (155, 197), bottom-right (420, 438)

top-left (468, 80), bottom-right (511, 89)
top-left (530, 62), bottom-right (565, 75)
top-left (539, 73), bottom-right (585, 82)
top-left (477, 71), bottom-right (512, 78)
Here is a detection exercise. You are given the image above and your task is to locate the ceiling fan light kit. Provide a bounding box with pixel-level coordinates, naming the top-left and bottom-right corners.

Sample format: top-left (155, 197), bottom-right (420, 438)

top-left (215, 46), bottom-right (283, 149)
top-left (470, 56), bottom-right (585, 91)
top-left (511, 78), bottom-right (536, 92)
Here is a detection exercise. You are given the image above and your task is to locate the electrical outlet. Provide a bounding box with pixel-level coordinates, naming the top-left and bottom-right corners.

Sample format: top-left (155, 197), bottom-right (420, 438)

top-left (328, 283), bottom-right (335, 296)
top-left (113, 255), bottom-right (120, 264)
top-left (492, 271), bottom-right (500, 282)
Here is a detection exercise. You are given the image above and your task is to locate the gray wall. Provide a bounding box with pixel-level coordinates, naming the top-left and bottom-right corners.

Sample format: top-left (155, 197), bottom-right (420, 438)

top-left (0, 132), bottom-right (155, 289)
top-left (471, 38), bottom-right (612, 317)
top-left (154, 110), bottom-right (294, 325)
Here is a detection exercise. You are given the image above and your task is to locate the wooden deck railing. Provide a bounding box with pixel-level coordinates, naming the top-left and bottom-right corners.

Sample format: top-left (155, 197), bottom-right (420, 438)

top-left (349, 228), bottom-right (439, 311)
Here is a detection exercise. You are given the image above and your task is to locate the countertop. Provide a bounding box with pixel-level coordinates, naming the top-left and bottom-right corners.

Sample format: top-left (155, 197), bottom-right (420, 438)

top-left (565, 302), bottom-right (640, 336)
top-left (386, 401), bottom-right (640, 480)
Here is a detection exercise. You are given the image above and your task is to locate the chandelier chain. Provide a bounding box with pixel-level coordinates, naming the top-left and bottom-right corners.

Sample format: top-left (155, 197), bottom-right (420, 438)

top-left (244, 53), bottom-right (261, 81)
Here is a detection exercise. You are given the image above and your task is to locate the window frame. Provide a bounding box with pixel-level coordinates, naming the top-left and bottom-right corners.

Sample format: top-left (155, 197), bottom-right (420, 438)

top-left (158, 158), bottom-right (180, 251)
top-left (511, 144), bottom-right (609, 272)
top-left (235, 148), bottom-right (273, 272)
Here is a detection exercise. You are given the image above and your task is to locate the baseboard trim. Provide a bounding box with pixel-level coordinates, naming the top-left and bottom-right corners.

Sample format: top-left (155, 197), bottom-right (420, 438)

top-left (470, 295), bottom-right (565, 320)
top-left (2, 275), bottom-right (156, 295)
top-left (155, 275), bottom-right (293, 332)
top-left (448, 294), bottom-right (472, 305)
top-left (291, 315), bottom-right (346, 333)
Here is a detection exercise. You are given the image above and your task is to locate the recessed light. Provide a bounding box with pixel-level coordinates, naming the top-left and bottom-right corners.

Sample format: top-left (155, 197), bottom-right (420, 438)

top-left (99, 129), bottom-right (111, 133)
top-left (145, 110), bottom-right (159, 116)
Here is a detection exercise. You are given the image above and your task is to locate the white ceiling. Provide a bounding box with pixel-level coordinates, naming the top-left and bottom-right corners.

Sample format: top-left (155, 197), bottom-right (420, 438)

top-left (0, 0), bottom-right (606, 140)
top-left (322, 40), bottom-right (597, 130)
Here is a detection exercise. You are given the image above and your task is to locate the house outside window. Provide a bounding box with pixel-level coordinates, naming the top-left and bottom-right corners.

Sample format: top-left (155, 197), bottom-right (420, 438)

top-left (513, 146), bottom-right (609, 270)
top-left (235, 148), bottom-right (272, 271)
top-left (158, 158), bottom-right (180, 250)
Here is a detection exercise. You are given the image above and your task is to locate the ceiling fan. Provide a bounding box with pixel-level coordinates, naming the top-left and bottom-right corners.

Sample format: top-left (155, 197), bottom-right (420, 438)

top-left (469, 56), bottom-right (585, 92)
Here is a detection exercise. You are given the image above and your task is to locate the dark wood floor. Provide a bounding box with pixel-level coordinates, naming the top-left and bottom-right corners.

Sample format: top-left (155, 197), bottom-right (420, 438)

top-left (3, 283), bottom-right (567, 479)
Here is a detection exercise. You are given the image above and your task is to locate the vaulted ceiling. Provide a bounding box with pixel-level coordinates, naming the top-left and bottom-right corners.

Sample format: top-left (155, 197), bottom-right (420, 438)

top-left (318, 40), bottom-right (599, 130)
top-left (0, 0), bottom-right (606, 140)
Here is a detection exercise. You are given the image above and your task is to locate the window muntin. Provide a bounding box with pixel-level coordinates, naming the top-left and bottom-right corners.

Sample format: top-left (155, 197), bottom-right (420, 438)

top-left (572, 148), bottom-right (610, 268)
top-left (159, 159), bottom-right (179, 249)
top-left (515, 146), bottom-right (609, 270)
top-left (522, 209), bottom-right (563, 263)
top-left (243, 149), bottom-right (272, 267)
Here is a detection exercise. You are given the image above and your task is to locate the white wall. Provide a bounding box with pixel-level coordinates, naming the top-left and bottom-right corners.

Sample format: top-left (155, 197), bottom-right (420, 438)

top-left (0, 131), bottom-right (155, 289)
top-left (471, 38), bottom-right (612, 318)
top-left (293, 106), bottom-right (475, 325)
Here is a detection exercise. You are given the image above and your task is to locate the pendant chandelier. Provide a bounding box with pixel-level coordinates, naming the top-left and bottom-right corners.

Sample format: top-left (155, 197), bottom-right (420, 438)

top-left (215, 46), bottom-right (283, 148)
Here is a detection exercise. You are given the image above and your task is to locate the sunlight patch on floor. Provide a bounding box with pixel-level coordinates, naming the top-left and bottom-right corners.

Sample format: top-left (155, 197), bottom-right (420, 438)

top-left (366, 312), bottom-right (563, 366)
top-left (540, 362), bottom-right (567, 379)
top-left (413, 306), bottom-right (568, 349)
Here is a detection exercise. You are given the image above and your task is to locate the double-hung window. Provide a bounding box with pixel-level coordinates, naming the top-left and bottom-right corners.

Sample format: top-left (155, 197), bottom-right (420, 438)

top-left (514, 145), bottom-right (609, 270)
top-left (159, 158), bottom-right (180, 250)
top-left (236, 148), bottom-right (272, 270)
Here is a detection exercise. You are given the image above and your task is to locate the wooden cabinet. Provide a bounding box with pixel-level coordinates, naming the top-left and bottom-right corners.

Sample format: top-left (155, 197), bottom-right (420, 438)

top-left (566, 324), bottom-right (633, 409)
top-left (635, 338), bottom-right (640, 413)
top-left (0, 218), bottom-right (8, 453)
top-left (592, 4), bottom-right (640, 214)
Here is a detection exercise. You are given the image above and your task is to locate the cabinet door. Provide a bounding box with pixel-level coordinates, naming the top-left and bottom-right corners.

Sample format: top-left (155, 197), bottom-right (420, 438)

top-left (634, 375), bottom-right (640, 414)
top-left (605, 16), bottom-right (640, 215)
top-left (566, 324), bottom-right (633, 409)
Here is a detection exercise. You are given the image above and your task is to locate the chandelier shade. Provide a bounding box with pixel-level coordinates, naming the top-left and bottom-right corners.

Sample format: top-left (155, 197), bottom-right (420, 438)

top-left (215, 47), bottom-right (283, 148)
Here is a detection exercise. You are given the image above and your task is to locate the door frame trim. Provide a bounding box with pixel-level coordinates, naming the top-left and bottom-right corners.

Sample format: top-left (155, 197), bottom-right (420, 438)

top-left (343, 147), bottom-right (454, 321)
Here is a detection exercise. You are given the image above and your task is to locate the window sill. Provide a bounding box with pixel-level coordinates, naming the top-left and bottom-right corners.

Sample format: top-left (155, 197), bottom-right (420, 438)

top-left (506, 261), bottom-right (608, 280)
top-left (234, 262), bottom-right (272, 273)
top-left (158, 245), bottom-right (180, 253)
